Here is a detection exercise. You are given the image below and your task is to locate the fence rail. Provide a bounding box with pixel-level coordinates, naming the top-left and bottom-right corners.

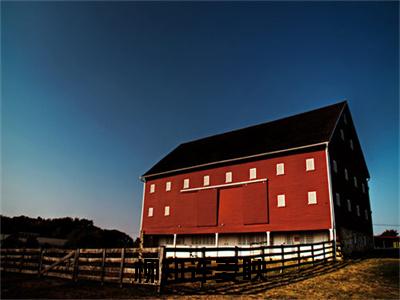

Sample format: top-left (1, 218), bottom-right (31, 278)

top-left (1, 240), bottom-right (340, 292)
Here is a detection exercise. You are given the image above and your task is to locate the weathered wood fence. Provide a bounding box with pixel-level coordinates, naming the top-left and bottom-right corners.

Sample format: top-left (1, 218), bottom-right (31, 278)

top-left (0, 247), bottom-right (162, 288)
top-left (1, 241), bottom-right (339, 292)
top-left (162, 240), bottom-right (338, 285)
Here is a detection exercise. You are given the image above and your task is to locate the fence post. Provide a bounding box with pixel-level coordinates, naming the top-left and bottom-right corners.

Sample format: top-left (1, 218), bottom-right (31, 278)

top-left (38, 248), bottom-right (44, 277)
top-left (101, 248), bottom-right (106, 285)
top-left (200, 247), bottom-right (206, 289)
top-left (4, 249), bottom-right (8, 272)
top-left (19, 248), bottom-right (25, 273)
top-left (333, 239), bottom-right (337, 262)
top-left (322, 242), bottom-right (326, 262)
top-left (280, 245), bottom-right (285, 274)
top-left (157, 246), bottom-right (165, 294)
top-left (119, 248), bottom-right (125, 287)
top-left (234, 246), bottom-right (239, 280)
top-left (311, 244), bottom-right (314, 266)
top-left (72, 249), bottom-right (80, 282)
top-left (297, 245), bottom-right (301, 271)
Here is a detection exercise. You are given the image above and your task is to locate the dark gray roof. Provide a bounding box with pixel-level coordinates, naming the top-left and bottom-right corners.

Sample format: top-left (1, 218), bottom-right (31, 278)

top-left (143, 101), bottom-right (347, 177)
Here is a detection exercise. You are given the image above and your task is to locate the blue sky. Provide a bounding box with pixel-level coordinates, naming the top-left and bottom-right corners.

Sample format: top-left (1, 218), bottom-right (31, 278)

top-left (1, 2), bottom-right (398, 238)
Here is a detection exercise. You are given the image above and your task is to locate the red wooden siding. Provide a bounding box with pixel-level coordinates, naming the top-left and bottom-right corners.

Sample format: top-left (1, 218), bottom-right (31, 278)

top-left (242, 181), bottom-right (268, 225)
top-left (141, 149), bottom-right (331, 235)
top-left (219, 186), bottom-right (243, 226)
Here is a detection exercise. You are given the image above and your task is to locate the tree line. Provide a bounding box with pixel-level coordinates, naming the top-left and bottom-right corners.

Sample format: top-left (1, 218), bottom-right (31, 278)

top-left (1, 215), bottom-right (139, 248)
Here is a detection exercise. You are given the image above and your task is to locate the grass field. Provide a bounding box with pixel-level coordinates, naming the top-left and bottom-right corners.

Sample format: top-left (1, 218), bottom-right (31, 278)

top-left (1, 258), bottom-right (399, 299)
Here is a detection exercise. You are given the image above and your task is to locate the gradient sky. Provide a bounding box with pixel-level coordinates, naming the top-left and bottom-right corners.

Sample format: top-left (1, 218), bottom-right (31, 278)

top-left (1, 2), bottom-right (398, 238)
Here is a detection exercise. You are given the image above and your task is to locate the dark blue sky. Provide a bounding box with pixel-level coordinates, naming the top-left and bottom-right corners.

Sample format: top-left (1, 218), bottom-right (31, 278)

top-left (2, 2), bottom-right (398, 237)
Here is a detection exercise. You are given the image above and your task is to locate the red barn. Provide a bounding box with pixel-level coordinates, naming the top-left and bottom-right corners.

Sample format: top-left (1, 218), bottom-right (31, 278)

top-left (140, 101), bottom-right (373, 254)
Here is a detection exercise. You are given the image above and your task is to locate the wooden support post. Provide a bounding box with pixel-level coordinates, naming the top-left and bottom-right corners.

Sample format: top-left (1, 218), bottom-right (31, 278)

top-left (157, 246), bottom-right (165, 294)
top-left (119, 248), bottom-right (125, 288)
top-left (73, 249), bottom-right (80, 282)
top-left (19, 248), bottom-right (25, 273)
top-left (234, 246), bottom-right (239, 280)
top-left (101, 249), bottom-right (106, 286)
top-left (333, 239), bottom-right (337, 262)
top-left (280, 245), bottom-right (285, 274)
top-left (311, 244), bottom-right (315, 266)
top-left (323, 242), bottom-right (326, 262)
top-left (4, 249), bottom-right (8, 272)
top-left (297, 245), bottom-right (301, 271)
top-left (38, 248), bottom-right (44, 277)
top-left (200, 247), bottom-right (206, 289)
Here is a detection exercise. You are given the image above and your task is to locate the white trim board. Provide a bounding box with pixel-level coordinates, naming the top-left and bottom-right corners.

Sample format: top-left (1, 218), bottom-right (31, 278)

top-left (180, 178), bottom-right (268, 193)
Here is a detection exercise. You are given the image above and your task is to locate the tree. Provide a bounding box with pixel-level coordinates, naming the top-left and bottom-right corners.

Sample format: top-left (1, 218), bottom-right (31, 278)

top-left (381, 229), bottom-right (399, 236)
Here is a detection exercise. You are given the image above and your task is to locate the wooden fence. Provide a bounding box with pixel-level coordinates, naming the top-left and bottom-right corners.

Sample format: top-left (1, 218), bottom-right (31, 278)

top-left (1, 241), bottom-right (339, 292)
top-left (0, 247), bottom-right (163, 288)
top-left (162, 240), bottom-right (338, 285)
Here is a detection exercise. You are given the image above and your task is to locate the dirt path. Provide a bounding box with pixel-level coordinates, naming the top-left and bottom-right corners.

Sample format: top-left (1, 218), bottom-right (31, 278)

top-left (2, 258), bottom-right (399, 299)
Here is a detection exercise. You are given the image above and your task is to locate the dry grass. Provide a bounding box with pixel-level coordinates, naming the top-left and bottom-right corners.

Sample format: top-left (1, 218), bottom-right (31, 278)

top-left (1, 258), bottom-right (399, 299)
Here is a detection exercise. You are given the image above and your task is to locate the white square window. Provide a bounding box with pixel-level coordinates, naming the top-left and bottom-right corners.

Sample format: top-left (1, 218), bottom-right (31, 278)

top-left (148, 207), bottom-right (153, 217)
top-left (249, 168), bottom-right (257, 180)
top-left (203, 175), bottom-right (210, 186)
top-left (365, 209), bottom-right (369, 220)
top-left (335, 193), bottom-right (341, 206)
top-left (225, 172), bottom-right (232, 183)
top-left (344, 168), bottom-right (349, 181)
top-left (308, 191), bottom-right (317, 205)
top-left (276, 163), bottom-right (285, 175)
top-left (183, 178), bottom-right (190, 189)
top-left (350, 139), bottom-right (354, 150)
top-left (150, 184), bottom-right (155, 193)
top-left (277, 194), bottom-right (286, 207)
top-left (306, 158), bottom-right (315, 171)
top-left (165, 181), bottom-right (171, 191)
top-left (354, 176), bottom-right (358, 188)
top-left (362, 183), bottom-right (366, 193)
top-left (347, 199), bottom-right (351, 212)
top-left (333, 160), bottom-right (338, 173)
top-left (356, 205), bottom-right (360, 216)
top-left (340, 129), bottom-right (345, 140)
top-left (164, 206), bottom-right (170, 216)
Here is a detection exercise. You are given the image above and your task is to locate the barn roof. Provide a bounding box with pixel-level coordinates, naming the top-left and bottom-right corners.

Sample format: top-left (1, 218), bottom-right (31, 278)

top-left (143, 101), bottom-right (347, 178)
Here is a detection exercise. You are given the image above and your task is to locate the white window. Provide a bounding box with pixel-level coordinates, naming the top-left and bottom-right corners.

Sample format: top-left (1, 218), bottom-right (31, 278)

top-left (183, 178), bottom-right (190, 189)
top-left (225, 172), bottom-right (232, 183)
top-left (277, 194), bottom-right (286, 207)
top-left (362, 183), bottom-right (366, 193)
top-left (306, 158), bottom-right (315, 171)
top-left (333, 160), bottom-right (338, 173)
top-left (347, 199), bottom-right (351, 212)
top-left (340, 129), bottom-right (345, 140)
top-left (165, 181), bottom-right (171, 191)
top-left (344, 168), bottom-right (349, 181)
top-left (150, 184), bottom-right (155, 193)
top-left (148, 207), bottom-right (153, 217)
top-left (350, 139), bottom-right (354, 150)
top-left (354, 176), bottom-right (358, 188)
top-left (365, 209), bottom-right (369, 220)
top-left (308, 191), bottom-right (317, 205)
top-left (249, 168), bottom-right (257, 179)
top-left (203, 175), bottom-right (210, 186)
top-left (356, 205), bottom-right (360, 216)
top-left (164, 206), bottom-right (170, 216)
top-left (335, 192), bottom-right (341, 206)
top-left (276, 163), bottom-right (285, 175)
